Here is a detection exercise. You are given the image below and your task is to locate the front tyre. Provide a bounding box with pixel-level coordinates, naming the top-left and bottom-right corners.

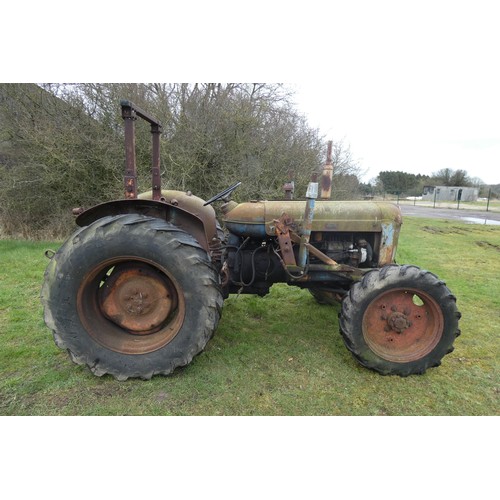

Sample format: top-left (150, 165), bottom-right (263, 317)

top-left (339, 265), bottom-right (461, 376)
top-left (41, 214), bottom-right (223, 380)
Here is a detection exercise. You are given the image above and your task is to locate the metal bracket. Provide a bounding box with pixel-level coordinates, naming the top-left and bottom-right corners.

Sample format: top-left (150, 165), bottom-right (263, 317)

top-left (274, 213), bottom-right (297, 266)
top-left (120, 100), bottom-right (163, 201)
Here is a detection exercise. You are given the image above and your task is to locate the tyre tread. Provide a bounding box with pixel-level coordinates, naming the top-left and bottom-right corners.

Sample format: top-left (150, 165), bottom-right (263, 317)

top-left (339, 264), bottom-right (460, 376)
top-left (41, 214), bottom-right (223, 380)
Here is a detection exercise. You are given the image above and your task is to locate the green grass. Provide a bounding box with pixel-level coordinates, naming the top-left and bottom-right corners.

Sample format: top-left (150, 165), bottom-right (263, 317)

top-left (0, 217), bottom-right (499, 415)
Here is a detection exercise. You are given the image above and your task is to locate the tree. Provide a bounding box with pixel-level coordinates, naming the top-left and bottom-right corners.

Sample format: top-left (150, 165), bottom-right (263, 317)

top-left (40, 83), bottom-right (327, 201)
top-left (47, 83), bottom-right (363, 201)
top-left (450, 169), bottom-right (470, 186)
top-left (326, 140), bottom-right (362, 200)
top-left (430, 168), bottom-right (473, 187)
top-left (0, 83), bottom-right (123, 237)
top-left (378, 171), bottom-right (419, 195)
top-left (1, 83), bottom-right (362, 237)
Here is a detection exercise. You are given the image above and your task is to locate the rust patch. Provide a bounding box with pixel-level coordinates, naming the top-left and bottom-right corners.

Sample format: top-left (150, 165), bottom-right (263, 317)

top-left (363, 288), bottom-right (443, 363)
top-left (274, 213), bottom-right (297, 266)
top-left (321, 173), bottom-right (332, 192)
top-left (99, 263), bottom-right (176, 335)
top-left (77, 258), bottom-right (186, 355)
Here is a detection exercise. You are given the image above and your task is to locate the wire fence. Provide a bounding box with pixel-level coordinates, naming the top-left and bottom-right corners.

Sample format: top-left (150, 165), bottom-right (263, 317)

top-left (369, 185), bottom-right (500, 213)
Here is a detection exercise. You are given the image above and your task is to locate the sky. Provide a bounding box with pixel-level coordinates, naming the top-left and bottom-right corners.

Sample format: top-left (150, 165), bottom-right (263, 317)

top-left (286, 4), bottom-right (499, 186)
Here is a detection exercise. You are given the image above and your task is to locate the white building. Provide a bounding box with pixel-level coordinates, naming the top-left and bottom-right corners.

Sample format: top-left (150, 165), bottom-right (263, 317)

top-left (422, 185), bottom-right (479, 202)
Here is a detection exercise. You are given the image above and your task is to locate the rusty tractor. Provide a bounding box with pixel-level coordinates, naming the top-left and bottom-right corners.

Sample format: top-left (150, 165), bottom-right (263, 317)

top-left (41, 101), bottom-right (461, 380)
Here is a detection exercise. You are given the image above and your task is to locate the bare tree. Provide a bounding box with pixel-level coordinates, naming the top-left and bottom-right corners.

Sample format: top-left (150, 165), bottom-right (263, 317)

top-left (1, 83), bottom-right (363, 237)
top-left (431, 167), bottom-right (473, 187)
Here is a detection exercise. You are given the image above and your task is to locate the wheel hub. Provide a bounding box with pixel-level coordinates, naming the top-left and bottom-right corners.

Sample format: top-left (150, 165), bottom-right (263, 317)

top-left (77, 257), bottom-right (186, 355)
top-left (386, 311), bottom-right (412, 333)
top-left (363, 288), bottom-right (444, 363)
top-left (99, 263), bottom-right (175, 334)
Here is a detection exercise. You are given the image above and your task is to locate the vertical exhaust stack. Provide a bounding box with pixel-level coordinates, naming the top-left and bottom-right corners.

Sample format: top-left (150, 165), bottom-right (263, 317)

top-left (320, 140), bottom-right (334, 200)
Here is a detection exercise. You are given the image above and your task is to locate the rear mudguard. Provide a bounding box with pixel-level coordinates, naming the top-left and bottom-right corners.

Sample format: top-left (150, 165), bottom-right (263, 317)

top-left (75, 197), bottom-right (217, 253)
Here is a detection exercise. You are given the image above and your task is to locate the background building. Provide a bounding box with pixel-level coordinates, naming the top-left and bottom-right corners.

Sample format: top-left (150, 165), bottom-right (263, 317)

top-left (422, 185), bottom-right (479, 202)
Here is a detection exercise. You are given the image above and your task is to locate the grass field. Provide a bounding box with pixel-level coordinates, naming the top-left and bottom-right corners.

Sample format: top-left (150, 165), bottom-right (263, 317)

top-left (0, 216), bottom-right (499, 415)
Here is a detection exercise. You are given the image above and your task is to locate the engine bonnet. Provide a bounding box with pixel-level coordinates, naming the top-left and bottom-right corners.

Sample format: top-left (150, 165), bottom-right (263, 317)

top-left (223, 200), bottom-right (402, 238)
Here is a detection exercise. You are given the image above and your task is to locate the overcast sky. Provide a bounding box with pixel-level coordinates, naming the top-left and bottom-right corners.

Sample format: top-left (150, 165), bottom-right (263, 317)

top-left (286, 2), bottom-right (499, 185)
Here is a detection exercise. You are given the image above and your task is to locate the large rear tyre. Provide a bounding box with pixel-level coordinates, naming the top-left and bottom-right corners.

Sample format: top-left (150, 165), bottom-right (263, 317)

top-left (339, 265), bottom-right (461, 376)
top-left (41, 214), bottom-right (223, 380)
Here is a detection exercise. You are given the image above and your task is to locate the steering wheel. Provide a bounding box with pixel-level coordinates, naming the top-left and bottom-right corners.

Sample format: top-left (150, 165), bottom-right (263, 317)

top-left (203, 182), bottom-right (241, 206)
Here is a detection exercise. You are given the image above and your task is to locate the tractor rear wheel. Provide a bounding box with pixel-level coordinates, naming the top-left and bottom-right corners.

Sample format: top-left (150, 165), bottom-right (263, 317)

top-left (41, 214), bottom-right (223, 380)
top-left (339, 265), bottom-right (461, 376)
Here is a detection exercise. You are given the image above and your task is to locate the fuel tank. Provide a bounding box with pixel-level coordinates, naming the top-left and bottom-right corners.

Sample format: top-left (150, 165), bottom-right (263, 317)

top-left (223, 200), bottom-right (402, 238)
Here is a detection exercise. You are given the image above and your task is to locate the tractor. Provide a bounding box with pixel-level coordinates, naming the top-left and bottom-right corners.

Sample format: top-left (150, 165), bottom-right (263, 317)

top-left (41, 101), bottom-right (461, 380)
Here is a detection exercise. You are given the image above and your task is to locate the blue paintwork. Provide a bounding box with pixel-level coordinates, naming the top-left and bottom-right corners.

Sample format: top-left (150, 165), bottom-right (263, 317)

top-left (298, 197), bottom-right (315, 267)
top-left (380, 222), bottom-right (396, 262)
top-left (224, 221), bottom-right (268, 238)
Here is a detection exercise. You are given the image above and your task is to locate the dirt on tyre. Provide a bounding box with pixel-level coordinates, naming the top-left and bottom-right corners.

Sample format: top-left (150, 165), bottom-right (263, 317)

top-left (339, 264), bottom-right (461, 376)
top-left (41, 214), bottom-right (223, 380)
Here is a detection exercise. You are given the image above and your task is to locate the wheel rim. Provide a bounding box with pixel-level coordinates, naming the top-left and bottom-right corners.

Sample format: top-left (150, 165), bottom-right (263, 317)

top-left (77, 257), bottom-right (185, 354)
top-left (362, 288), bottom-right (444, 363)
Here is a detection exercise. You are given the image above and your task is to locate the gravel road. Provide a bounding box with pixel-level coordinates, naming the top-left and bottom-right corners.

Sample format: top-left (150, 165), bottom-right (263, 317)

top-left (398, 204), bottom-right (500, 225)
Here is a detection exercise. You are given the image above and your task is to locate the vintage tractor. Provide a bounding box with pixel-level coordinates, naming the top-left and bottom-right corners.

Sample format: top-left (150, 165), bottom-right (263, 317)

top-left (41, 101), bottom-right (461, 380)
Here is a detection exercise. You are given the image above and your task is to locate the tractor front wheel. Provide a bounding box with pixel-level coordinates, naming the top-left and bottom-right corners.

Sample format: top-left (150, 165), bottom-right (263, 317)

top-left (339, 265), bottom-right (461, 376)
